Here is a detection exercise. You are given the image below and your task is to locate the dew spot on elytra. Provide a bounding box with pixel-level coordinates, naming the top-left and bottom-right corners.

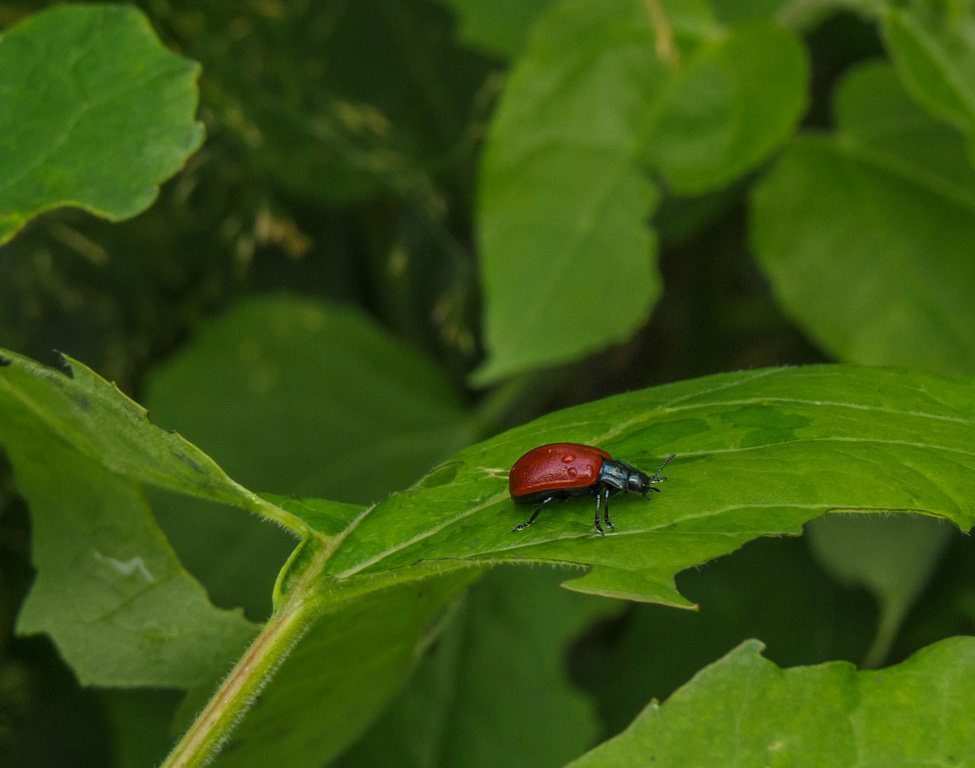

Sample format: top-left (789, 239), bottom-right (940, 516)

top-left (562, 454), bottom-right (575, 463)
top-left (567, 467), bottom-right (577, 477)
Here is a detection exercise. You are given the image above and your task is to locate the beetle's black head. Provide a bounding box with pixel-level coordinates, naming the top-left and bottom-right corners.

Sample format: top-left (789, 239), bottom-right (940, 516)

top-left (627, 469), bottom-right (653, 496)
top-left (628, 454), bottom-right (675, 497)
top-left (600, 454), bottom-right (675, 496)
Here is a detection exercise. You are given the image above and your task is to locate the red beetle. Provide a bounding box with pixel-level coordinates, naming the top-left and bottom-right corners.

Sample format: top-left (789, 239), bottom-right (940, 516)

top-left (508, 443), bottom-right (674, 534)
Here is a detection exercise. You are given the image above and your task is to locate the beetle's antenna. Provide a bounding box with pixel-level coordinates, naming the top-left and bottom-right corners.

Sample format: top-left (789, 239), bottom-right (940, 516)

top-left (650, 453), bottom-right (676, 481)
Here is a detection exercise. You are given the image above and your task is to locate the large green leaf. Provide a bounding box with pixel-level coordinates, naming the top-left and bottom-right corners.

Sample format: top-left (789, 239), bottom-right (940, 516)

top-left (334, 567), bottom-right (618, 768)
top-left (752, 58), bottom-right (975, 670)
top-left (8, 356), bottom-right (975, 613)
top-left (641, 21), bottom-right (807, 193)
top-left (0, 350), bottom-right (293, 525)
top-left (883, 4), bottom-right (975, 163)
top-left (0, 347), bottom-right (308, 686)
top-left (10, 440), bottom-right (255, 687)
top-left (0, 352), bottom-right (257, 686)
top-left (0, 5), bottom-right (204, 246)
top-left (475, 0), bottom-right (806, 382)
top-left (475, 0), bottom-right (664, 383)
top-left (751, 61), bottom-right (975, 374)
top-left (567, 637), bottom-right (975, 766)
top-left (299, 365), bottom-right (975, 607)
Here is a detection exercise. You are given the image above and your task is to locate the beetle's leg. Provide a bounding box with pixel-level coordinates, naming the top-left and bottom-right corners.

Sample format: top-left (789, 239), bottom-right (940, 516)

top-left (513, 496), bottom-right (555, 532)
top-left (592, 487), bottom-right (609, 535)
top-left (602, 486), bottom-right (614, 531)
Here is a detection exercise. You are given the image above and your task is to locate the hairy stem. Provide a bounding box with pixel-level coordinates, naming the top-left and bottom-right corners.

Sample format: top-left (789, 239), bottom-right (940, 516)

top-left (161, 572), bottom-right (320, 767)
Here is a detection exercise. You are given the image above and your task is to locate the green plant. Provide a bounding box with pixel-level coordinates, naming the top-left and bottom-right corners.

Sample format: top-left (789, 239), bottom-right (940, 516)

top-left (2, 2), bottom-right (975, 766)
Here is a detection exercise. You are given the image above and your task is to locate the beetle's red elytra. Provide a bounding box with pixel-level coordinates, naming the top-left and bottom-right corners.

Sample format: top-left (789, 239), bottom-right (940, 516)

top-left (508, 443), bottom-right (674, 534)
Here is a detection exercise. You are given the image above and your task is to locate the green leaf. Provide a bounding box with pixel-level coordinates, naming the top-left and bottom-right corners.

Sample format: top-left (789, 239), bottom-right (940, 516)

top-left (310, 365), bottom-right (975, 606)
top-left (436, 0), bottom-right (559, 57)
top-left (146, 295), bottom-right (472, 504)
top-left (474, 0), bottom-right (663, 384)
top-left (883, 4), bottom-right (975, 161)
top-left (0, 347), bottom-right (314, 686)
top-left (475, 0), bottom-right (807, 382)
top-left (806, 514), bottom-right (952, 668)
top-left (143, 295), bottom-right (473, 619)
top-left (334, 567), bottom-right (618, 768)
top-left (751, 61), bottom-right (975, 373)
top-left (566, 637), bottom-right (975, 766)
top-left (645, 21), bottom-right (807, 193)
top-left (0, 354), bottom-right (256, 686)
top-left (0, 350), bottom-right (296, 528)
top-left (0, 5), bottom-right (204, 246)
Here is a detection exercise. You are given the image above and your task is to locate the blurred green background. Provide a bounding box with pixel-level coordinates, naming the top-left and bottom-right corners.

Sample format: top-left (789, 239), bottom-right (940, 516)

top-left (3, 0), bottom-right (975, 765)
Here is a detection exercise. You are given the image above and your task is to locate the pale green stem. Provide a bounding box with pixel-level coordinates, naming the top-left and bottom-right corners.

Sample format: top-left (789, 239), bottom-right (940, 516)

top-left (642, 0), bottom-right (679, 67)
top-left (861, 599), bottom-right (906, 670)
top-left (160, 587), bottom-right (319, 768)
top-left (235, 486), bottom-right (310, 537)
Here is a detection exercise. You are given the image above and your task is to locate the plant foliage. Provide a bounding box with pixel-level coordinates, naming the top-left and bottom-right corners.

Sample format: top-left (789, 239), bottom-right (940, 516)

top-left (2, 1), bottom-right (975, 766)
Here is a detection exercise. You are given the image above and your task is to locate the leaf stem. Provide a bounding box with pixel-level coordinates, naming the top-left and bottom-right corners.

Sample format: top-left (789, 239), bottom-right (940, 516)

top-left (160, 588), bottom-right (317, 768)
top-left (642, 0), bottom-right (679, 67)
top-left (861, 598), bottom-right (905, 670)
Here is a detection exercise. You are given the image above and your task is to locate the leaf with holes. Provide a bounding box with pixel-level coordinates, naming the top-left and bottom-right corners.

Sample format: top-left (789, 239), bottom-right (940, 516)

top-left (217, 363), bottom-right (975, 765)
top-left (284, 364), bottom-right (975, 608)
